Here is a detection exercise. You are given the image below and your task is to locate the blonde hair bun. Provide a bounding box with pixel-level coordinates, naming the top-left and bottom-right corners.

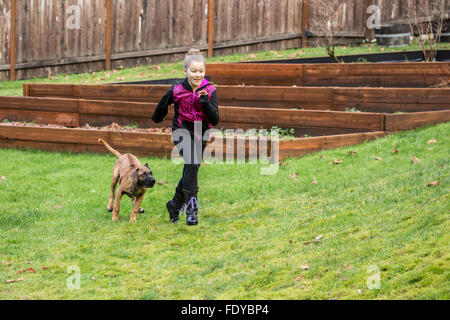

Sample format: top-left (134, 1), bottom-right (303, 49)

top-left (184, 48), bottom-right (206, 69)
top-left (186, 48), bottom-right (202, 56)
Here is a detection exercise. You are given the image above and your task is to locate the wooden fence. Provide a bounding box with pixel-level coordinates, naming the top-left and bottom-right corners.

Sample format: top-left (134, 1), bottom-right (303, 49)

top-left (23, 83), bottom-right (450, 113)
top-left (2, 0), bottom-right (449, 81)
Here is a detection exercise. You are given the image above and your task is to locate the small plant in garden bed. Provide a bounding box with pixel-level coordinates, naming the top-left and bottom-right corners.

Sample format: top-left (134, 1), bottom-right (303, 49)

top-left (214, 126), bottom-right (297, 140)
top-left (124, 122), bottom-right (140, 129)
top-left (345, 107), bottom-right (362, 113)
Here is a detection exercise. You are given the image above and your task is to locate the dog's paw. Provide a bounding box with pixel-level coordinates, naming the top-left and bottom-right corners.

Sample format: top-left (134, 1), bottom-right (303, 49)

top-left (112, 216), bottom-right (119, 222)
top-left (129, 217), bottom-right (137, 223)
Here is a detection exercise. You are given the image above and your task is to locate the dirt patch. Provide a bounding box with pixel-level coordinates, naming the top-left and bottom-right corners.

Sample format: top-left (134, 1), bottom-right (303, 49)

top-left (0, 121), bottom-right (173, 134)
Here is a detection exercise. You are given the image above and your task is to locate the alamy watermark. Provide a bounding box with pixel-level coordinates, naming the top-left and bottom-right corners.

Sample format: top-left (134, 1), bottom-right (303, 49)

top-left (67, 265), bottom-right (81, 290)
top-left (171, 122), bottom-right (280, 176)
top-left (366, 5), bottom-right (381, 30)
top-left (366, 265), bottom-right (381, 290)
top-left (66, 5), bottom-right (81, 30)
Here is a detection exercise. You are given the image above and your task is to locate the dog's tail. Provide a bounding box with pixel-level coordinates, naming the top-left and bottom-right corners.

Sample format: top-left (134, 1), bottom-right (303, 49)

top-left (98, 138), bottom-right (122, 158)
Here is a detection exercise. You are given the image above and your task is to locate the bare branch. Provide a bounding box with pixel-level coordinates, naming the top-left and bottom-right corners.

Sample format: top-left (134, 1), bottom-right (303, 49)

top-left (408, 0), bottom-right (446, 62)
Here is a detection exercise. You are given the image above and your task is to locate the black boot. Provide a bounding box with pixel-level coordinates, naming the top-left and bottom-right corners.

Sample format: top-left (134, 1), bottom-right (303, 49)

top-left (182, 187), bottom-right (200, 226)
top-left (166, 188), bottom-right (184, 223)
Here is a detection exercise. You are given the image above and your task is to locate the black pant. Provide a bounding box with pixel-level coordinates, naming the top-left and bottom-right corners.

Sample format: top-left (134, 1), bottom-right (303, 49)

top-left (173, 130), bottom-right (206, 193)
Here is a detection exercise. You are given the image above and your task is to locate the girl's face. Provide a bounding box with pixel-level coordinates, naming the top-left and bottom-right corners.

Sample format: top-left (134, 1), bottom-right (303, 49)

top-left (185, 60), bottom-right (206, 90)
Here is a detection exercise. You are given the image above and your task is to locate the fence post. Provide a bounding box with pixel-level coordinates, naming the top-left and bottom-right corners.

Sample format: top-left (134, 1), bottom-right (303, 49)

top-left (105, 0), bottom-right (111, 70)
top-left (301, 0), bottom-right (310, 48)
top-left (10, 0), bottom-right (16, 81)
top-left (208, 0), bottom-right (215, 58)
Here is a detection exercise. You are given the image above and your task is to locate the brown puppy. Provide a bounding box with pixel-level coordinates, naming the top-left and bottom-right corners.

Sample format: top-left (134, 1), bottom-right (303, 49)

top-left (98, 138), bottom-right (155, 222)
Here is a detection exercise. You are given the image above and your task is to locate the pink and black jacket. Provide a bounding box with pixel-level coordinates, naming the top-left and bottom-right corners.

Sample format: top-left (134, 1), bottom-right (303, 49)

top-left (152, 78), bottom-right (219, 136)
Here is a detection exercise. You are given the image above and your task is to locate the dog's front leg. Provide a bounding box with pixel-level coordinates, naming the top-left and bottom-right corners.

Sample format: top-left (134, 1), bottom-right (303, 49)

top-left (130, 191), bottom-right (146, 223)
top-left (132, 197), bottom-right (145, 214)
top-left (108, 174), bottom-right (119, 212)
top-left (112, 188), bottom-right (124, 221)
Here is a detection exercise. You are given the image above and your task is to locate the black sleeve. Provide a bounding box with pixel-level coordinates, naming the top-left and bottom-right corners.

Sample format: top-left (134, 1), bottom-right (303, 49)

top-left (199, 90), bottom-right (219, 126)
top-left (152, 87), bottom-right (174, 123)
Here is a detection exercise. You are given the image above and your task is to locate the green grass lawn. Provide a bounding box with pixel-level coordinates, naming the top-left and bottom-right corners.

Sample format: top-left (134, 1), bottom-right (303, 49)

top-left (0, 123), bottom-right (448, 300)
top-left (1, 42), bottom-right (449, 96)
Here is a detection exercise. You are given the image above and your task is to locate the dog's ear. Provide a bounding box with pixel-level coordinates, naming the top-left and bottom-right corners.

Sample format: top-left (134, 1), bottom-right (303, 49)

top-left (144, 163), bottom-right (150, 169)
top-left (131, 168), bottom-right (139, 184)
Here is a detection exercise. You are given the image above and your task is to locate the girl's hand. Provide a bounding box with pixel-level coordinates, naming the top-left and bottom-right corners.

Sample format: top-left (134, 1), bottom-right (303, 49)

top-left (198, 90), bottom-right (208, 96)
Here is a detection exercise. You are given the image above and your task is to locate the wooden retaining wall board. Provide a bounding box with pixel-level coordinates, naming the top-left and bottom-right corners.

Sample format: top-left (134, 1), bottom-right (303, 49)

top-left (385, 110), bottom-right (450, 131)
top-left (0, 96), bottom-right (80, 126)
top-left (0, 124), bottom-right (387, 161)
top-left (0, 125), bottom-right (276, 159)
top-left (278, 132), bottom-right (387, 159)
top-left (220, 107), bottom-right (384, 130)
top-left (24, 83), bottom-right (169, 103)
top-left (206, 62), bottom-right (450, 87)
top-left (0, 96), bottom-right (385, 136)
top-left (23, 84), bottom-right (450, 113)
top-left (333, 88), bottom-right (450, 113)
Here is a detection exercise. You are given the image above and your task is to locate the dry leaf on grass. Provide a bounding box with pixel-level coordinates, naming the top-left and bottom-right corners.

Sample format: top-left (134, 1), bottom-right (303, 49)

top-left (427, 139), bottom-right (437, 144)
top-left (412, 157), bottom-right (421, 164)
top-left (374, 156), bottom-right (382, 161)
top-left (293, 275), bottom-right (304, 282)
top-left (5, 278), bottom-right (23, 284)
top-left (290, 173), bottom-right (299, 179)
top-left (1, 176), bottom-right (6, 182)
top-left (393, 143), bottom-right (399, 154)
top-left (300, 265), bottom-right (310, 270)
top-left (330, 159), bottom-right (343, 165)
top-left (427, 181), bottom-right (440, 187)
top-left (157, 180), bottom-right (168, 186)
top-left (16, 268), bottom-right (36, 275)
